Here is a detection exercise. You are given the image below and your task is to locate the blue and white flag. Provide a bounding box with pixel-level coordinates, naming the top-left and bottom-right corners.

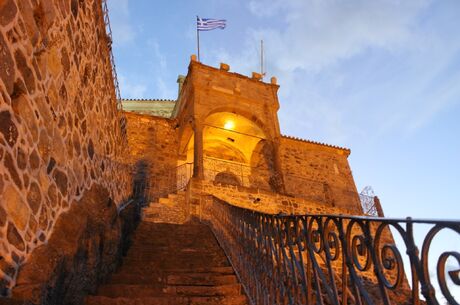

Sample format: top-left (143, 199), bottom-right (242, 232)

top-left (197, 17), bottom-right (226, 31)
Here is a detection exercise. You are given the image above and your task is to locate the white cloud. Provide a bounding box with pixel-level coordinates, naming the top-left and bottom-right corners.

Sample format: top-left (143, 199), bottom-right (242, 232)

top-left (148, 40), bottom-right (168, 70)
top-left (247, 0), bottom-right (431, 72)
top-left (155, 77), bottom-right (176, 99)
top-left (107, 0), bottom-right (136, 46)
top-left (118, 74), bottom-right (147, 98)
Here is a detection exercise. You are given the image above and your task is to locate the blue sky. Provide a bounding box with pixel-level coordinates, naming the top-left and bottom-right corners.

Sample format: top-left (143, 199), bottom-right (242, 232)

top-left (107, 0), bottom-right (460, 220)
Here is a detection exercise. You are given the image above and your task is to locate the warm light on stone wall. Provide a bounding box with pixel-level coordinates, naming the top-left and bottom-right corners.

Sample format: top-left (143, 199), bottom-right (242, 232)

top-left (0, 0), bottom-right (132, 291)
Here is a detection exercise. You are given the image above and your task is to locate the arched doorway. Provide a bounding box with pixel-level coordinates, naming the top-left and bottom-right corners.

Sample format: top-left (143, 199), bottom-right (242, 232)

top-left (201, 112), bottom-right (276, 191)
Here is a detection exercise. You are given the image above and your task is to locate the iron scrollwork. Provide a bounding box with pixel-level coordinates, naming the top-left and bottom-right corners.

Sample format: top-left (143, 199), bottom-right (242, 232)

top-left (201, 197), bottom-right (460, 305)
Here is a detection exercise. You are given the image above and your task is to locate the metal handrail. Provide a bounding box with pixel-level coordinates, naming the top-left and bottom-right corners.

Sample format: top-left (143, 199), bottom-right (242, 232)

top-left (149, 158), bottom-right (369, 212)
top-left (201, 196), bottom-right (460, 305)
top-left (203, 157), bottom-right (362, 209)
top-left (149, 162), bottom-right (193, 199)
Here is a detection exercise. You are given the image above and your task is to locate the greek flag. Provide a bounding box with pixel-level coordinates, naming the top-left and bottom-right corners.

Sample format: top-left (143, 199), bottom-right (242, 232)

top-left (197, 17), bottom-right (226, 31)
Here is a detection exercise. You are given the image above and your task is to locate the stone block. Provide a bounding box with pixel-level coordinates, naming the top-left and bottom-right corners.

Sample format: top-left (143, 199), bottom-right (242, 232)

top-left (0, 111), bottom-right (18, 147)
top-left (0, 33), bottom-right (15, 95)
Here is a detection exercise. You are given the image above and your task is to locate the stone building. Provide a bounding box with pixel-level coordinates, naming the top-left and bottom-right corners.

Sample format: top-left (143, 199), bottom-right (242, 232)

top-left (124, 57), bottom-right (366, 220)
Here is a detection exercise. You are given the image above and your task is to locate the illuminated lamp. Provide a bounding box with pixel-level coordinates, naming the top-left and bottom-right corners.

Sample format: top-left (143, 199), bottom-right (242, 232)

top-left (224, 120), bottom-right (235, 130)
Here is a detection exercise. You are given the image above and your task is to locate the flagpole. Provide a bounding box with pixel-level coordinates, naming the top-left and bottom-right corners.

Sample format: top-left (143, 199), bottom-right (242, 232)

top-left (261, 40), bottom-right (264, 79)
top-left (196, 16), bottom-right (200, 62)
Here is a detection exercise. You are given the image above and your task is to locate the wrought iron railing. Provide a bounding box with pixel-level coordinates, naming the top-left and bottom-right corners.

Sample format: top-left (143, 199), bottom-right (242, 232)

top-left (149, 163), bottom-right (193, 200)
top-left (204, 157), bottom-right (361, 209)
top-left (201, 197), bottom-right (460, 305)
top-left (204, 157), bottom-right (273, 190)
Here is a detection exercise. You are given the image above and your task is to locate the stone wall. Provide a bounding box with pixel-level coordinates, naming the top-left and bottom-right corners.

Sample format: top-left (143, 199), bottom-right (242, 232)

top-left (280, 136), bottom-right (361, 211)
top-left (12, 184), bottom-right (141, 305)
top-left (0, 0), bottom-right (132, 294)
top-left (125, 112), bottom-right (179, 199)
top-left (187, 179), bottom-right (362, 217)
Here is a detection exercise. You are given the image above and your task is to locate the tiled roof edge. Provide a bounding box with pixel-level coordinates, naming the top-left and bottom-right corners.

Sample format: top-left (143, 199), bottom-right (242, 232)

top-left (281, 134), bottom-right (351, 153)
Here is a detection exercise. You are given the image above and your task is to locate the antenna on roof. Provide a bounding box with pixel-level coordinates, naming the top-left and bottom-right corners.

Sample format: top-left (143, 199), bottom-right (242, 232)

top-left (260, 40), bottom-right (265, 80)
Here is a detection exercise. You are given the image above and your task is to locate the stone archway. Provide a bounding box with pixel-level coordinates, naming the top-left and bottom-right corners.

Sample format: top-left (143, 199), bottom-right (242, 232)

top-left (214, 171), bottom-right (241, 186)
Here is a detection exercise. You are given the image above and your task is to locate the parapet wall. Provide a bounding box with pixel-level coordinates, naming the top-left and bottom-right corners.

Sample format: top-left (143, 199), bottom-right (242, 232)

top-left (187, 179), bottom-right (362, 217)
top-left (280, 136), bottom-right (361, 211)
top-left (0, 0), bottom-right (132, 292)
top-left (124, 112), bottom-right (179, 197)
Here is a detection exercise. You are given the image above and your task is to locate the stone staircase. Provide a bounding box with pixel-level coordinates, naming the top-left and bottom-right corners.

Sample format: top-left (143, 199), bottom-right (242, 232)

top-left (143, 190), bottom-right (189, 224)
top-left (85, 204), bottom-right (249, 305)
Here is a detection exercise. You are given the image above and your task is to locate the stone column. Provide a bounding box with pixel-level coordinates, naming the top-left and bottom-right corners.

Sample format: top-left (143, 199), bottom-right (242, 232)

top-left (272, 137), bottom-right (286, 193)
top-left (193, 121), bottom-right (204, 179)
top-left (374, 196), bottom-right (385, 217)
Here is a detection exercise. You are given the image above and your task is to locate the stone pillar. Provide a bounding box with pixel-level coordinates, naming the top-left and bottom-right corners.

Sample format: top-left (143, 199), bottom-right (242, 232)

top-left (193, 122), bottom-right (204, 179)
top-left (374, 196), bottom-right (385, 217)
top-left (177, 75), bottom-right (185, 98)
top-left (271, 137), bottom-right (286, 193)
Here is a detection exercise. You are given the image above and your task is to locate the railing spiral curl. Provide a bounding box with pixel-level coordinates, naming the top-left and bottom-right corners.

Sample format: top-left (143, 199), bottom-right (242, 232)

top-left (201, 197), bottom-right (460, 305)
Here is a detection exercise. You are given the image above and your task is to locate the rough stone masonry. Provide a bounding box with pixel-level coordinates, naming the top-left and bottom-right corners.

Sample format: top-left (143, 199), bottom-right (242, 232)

top-left (0, 0), bottom-right (133, 296)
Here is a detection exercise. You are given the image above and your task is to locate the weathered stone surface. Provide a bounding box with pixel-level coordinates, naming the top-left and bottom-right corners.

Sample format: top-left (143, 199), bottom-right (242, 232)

top-left (47, 184), bottom-right (57, 206)
top-left (27, 182), bottom-right (41, 215)
top-left (4, 152), bottom-right (22, 189)
top-left (16, 148), bottom-right (27, 170)
top-left (87, 138), bottom-right (94, 160)
top-left (17, 0), bottom-right (39, 46)
top-left (0, 0), bottom-right (135, 296)
top-left (46, 157), bottom-right (55, 174)
top-left (37, 130), bottom-right (50, 160)
top-left (70, 0), bottom-right (78, 18)
top-left (33, 0), bottom-right (56, 33)
top-left (0, 111), bottom-right (18, 147)
top-left (0, 173), bottom-right (4, 194)
top-left (28, 150), bottom-right (39, 170)
top-left (0, 32), bottom-right (15, 95)
top-left (14, 50), bottom-right (35, 94)
top-left (0, 257), bottom-right (16, 281)
top-left (0, 0), bottom-right (17, 26)
top-left (3, 185), bottom-right (29, 231)
top-left (7, 222), bottom-right (25, 252)
top-left (52, 169), bottom-right (67, 196)
top-left (38, 205), bottom-right (48, 232)
top-left (12, 95), bottom-right (39, 142)
top-left (12, 184), bottom-right (141, 305)
top-left (61, 47), bottom-right (70, 77)
top-left (0, 204), bottom-right (7, 227)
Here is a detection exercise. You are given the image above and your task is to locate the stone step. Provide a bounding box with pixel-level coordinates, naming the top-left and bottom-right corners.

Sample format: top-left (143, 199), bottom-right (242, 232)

top-left (167, 193), bottom-right (184, 200)
top-left (125, 248), bottom-right (225, 257)
top-left (85, 220), bottom-right (248, 304)
top-left (158, 197), bottom-right (172, 205)
top-left (96, 283), bottom-right (242, 298)
top-left (132, 226), bottom-right (215, 236)
top-left (86, 295), bottom-right (249, 305)
top-left (121, 252), bottom-right (228, 262)
top-left (119, 259), bottom-right (230, 271)
top-left (133, 222), bottom-right (208, 231)
top-left (109, 273), bottom-right (238, 286)
top-left (143, 204), bottom-right (185, 212)
top-left (115, 266), bottom-right (236, 277)
top-left (125, 241), bottom-right (224, 250)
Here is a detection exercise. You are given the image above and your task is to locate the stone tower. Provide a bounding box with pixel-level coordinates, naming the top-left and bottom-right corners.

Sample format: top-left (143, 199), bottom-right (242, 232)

top-left (124, 56), bottom-right (364, 218)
